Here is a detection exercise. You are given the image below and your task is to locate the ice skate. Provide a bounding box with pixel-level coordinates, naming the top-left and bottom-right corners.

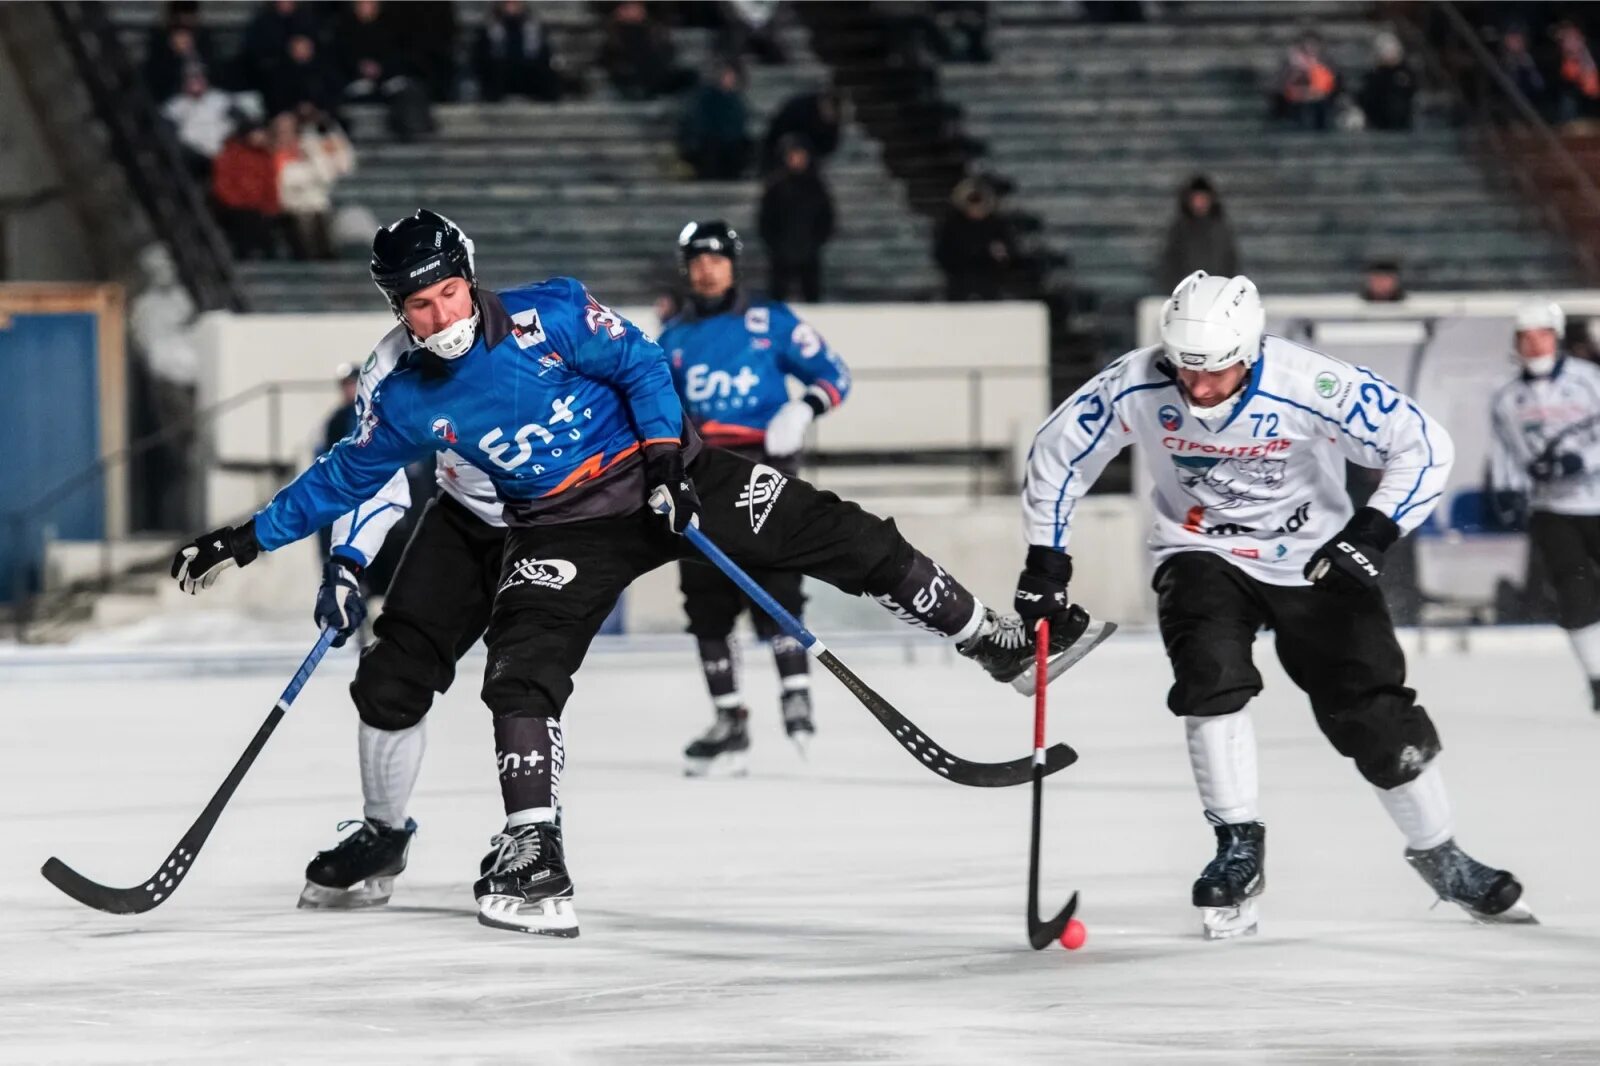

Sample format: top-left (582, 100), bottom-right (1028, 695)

top-left (475, 822), bottom-right (579, 937)
top-left (1589, 677), bottom-right (1600, 713)
top-left (1193, 813), bottom-right (1265, 940)
top-left (957, 604), bottom-right (1116, 693)
top-left (780, 689), bottom-right (814, 757)
top-left (1404, 839), bottom-right (1537, 925)
top-left (683, 706), bottom-right (750, 777)
top-left (297, 817), bottom-right (416, 910)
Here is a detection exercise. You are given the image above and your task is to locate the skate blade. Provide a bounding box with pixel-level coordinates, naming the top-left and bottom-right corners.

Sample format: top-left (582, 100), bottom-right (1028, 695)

top-left (1009, 620), bottom-right (1119, 695)
top-left (683, 750), bottom-right (750, 778)
top-left (786, 728), bottom-right (813, 761)
top-left (477, 894), bottom-right (579, 937)
top-left (1460, 899), bottom-right (1540, 926)
top-left (296, 876), bottom-right (396, 910)
top-left (1200, 898), bottom-right (1260, 940)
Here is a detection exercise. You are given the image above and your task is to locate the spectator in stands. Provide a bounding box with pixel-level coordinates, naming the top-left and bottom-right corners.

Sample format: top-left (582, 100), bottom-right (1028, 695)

top-left (759, 135), bottom-right (835, 303)
top-left (1360, 258), bottom-right (1406, 302)
top-left (1556, 20), bottom-right (1600, 124)
top-left (721, 0), bottom-right (787, 66)
top-left (678, 62), bottom-right (751, 180)
top-left (1501, 27), bottom-right (1549, 116)
top-left (273, 111), bottom-right (355, 261)
top-left (1277, 32), bottom-right (1338, 130)
top-left (600, 0), bottom-right (695, 100)
top-left (336, 0), bottom-right (434, 141)
top-left (163, 67), bottom-right (239, 180)
top-left (934, 176), bottom-right (1021, 302)
top-left (129, 243), bottom-right (202, 530)
top-left (388, 2), bottom-right (460, 104)
top-left (474, 1), bottom-right (564, 103)
top-left (143, 2), bottom-right (216, 103)
top-left (1358, 31), bottom-right (1417, 131)
top-left (761, 89), bottom-right (842, 174)
top-left (1156, 174), bottom-right (1240, 293)
top-left (265, 33), bottom-right (344, 121)
top-left (212, 118), bottom-right (280, 259)
top-left (238, 0), bottom-right (323, 96)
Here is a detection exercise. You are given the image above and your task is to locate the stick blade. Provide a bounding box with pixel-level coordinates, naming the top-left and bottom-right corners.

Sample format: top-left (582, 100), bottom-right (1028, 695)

top-left (1028, 890), bottom-right (1080, 950)
top-left (41, 856), bottom-right (161, 915)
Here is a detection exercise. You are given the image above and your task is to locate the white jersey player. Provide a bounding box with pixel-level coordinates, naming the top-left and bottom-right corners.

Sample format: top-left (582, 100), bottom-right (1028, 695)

top-left (301, 308), bottom-right (510, 909)
top-left (1488, 300), bottom-right (1600, 711)
top-left (1010, 271), bottom-right (1532, 936)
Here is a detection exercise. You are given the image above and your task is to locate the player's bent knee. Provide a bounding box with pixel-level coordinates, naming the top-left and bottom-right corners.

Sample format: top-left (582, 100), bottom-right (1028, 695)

top-left (1320, 698), bottom-right (1442, 789)
top-left (1167, 684), bottom-right (1257, 719)
top-left (351, 675), bottom-right (433, 732)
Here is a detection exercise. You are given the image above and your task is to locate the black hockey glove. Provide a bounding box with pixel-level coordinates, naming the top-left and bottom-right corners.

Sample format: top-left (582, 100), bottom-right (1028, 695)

top-left (171, 520), bottom-right (260, 594)
top-left (314, 556), bottom-right (367, 648)
top-left (1528, 452), bottom-right (1583, 483)
top-left (1304, 507), bottom-right (1400, 595)
top-left (1013, 545), bottom-right (1073, 623)
top-left (644, 445), bottom-right (701, 534)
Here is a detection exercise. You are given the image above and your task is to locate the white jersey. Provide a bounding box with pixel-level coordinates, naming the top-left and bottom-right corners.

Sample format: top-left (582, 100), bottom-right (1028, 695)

top-left (328, 324), bottom-right (505, 566)
top-left (1023, 335), bottom-right (1454, 585)
top-left (1488, 355), bottom-right (1600, 517)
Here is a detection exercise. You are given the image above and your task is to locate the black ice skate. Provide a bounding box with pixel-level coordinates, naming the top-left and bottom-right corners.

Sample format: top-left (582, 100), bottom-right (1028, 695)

top-left (781, 689), bottom-right (815, 756)
top-left (1589, 678), bottom-right (1600, 713)
top-left (1193, 813), bottom-right (1265, 940)
top-left (1404, 839), bottom-right (1538, 925)
top-left (297, 817), bottom-right (416, 910)
top-left (683, 706), bottom-right (750, 777)
top-left (957, 605), bottom-right (1116, 694)
top-left (475, 821), bottom-right (578, 937)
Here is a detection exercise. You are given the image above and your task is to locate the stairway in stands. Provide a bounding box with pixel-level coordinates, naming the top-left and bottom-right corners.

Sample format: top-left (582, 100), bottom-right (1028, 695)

top-left (938, 1), bottom-right (1586, 332)
top-left (106, 2), bottom-right (937, 310)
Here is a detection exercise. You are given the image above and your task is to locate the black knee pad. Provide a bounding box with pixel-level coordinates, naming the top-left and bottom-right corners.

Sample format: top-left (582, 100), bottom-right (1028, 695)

top-left (481, 637), bottom-right (572, 722)
top-left (350, 644), bottom-right (437, 731)
top-left (1315, 692), bottom-right (1442, 789)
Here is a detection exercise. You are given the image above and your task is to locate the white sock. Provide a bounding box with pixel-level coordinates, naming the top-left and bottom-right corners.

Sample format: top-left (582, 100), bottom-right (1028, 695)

top-left (358, 719), bottom-right (425, 827)
top-left (506, 807), bottom-right (557, 828)
top-left (1569, 620), bottom-right (1600, 678)
top-left (1184, 711), bottom-right (1260, 823)
top-left (1374, 761), bottom-right (1454, 851)
top-left (950, 600), bottom-right (985, 645)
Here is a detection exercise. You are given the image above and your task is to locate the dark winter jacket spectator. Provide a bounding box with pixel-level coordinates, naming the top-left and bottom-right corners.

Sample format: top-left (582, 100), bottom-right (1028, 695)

top-left (1501, 28), bottom-right (1549, 113)
top-left (237, 0), bottom-right (323, 95)
top-left (678, 65), bottom-right (751, 180)
top-left (334, 1), bottom-right (403, 89)
top-left (474, 0), bottom-right (563, 102)
top-left (1157, 175), bottom-right (1241, 292)
top-left (761, 90), bottom-right (842, 173)
top-left (934, 177), bottom-right (1022, 302)
top-left (143, 3), bottom-right (216, 102)
top-left (1358, 32), bottom-right (1417, 131)
top-left (601, 1), bottom-right (695, 100)
top-left (387, 2), bottom-right (459, 103)
top-left (211, 122), bottom-right (280, 259)
top-left (264, 34), bottom-right (344, 119)
top-left (759, 137), bottom-right (835, 303)
top-left (1360, 259), bottom-right (1406, 303)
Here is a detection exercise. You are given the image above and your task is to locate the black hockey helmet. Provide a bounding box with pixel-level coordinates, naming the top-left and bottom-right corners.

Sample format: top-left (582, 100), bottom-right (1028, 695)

top-left (677, 219), bottom-right (742, 270)
top-left (370, 209), bottom-right (477, 315)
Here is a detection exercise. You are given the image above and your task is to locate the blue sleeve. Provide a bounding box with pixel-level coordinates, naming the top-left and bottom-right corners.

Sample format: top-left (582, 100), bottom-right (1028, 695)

top-left (555, 279), bottom-right (685, 448)
top-left (253, 391), bottom-right (432, 552)
top-left (773, 304), bottom-right (850, 410)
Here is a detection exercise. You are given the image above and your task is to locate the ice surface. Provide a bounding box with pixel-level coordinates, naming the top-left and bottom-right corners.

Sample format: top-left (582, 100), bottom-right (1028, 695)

top-left (3, 630), bottom-right (1599, 1064)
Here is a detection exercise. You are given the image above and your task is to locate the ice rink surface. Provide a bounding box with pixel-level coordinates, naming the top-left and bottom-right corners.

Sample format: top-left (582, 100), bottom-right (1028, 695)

top-left (3, 629), bottom-right (1599, 1064)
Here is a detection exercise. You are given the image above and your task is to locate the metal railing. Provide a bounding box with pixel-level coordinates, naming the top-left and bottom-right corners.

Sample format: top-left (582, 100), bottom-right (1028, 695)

top-left (4, 380), bottom-right (331, 638)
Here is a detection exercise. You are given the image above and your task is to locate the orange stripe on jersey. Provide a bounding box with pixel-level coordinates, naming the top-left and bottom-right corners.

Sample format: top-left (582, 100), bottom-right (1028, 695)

top-left (638, 437), bottom-right (680, 448)
top-left (540, 444), bottom-right (640, 497)
top-left (697, 420), bottom-right (766, 445)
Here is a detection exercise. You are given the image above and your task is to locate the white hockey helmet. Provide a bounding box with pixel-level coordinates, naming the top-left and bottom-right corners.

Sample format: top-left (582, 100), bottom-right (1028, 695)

top-left (1159, 271), bottom-right (1266, 372)
top-left (1514, 299), bottom-right (1565, 338)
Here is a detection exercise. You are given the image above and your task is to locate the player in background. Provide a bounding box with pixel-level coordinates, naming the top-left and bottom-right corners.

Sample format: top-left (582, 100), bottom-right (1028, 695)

top-left (1489, 301), bottom-right (1600, 713)
top-left (290, 214), bottom-right (512, 910)
top-left (1013, 270), bottom-right (1532, 938)
top-left (658, 220), bottom-right (851, 774)
top-left (170, 209), bottom-right (1109, 936)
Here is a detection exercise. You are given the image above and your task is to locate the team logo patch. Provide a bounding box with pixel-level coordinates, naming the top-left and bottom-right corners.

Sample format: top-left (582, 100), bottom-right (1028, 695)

top-left (745, 307), bottom-right (770, 334)
top-left (1314, 371), bottom-right (1340, 399)
top-left (1158, 404), bottom-right (1184, 432)
top-left (736, 463), bottom-right (788, 534)
top-left (500, 557), bottom-right (578, 592)
top-left (430, 416), bottom-right (458, 444)
top-left (1275, 544), bottom-right (1288, 559)
top-left (511, 308), bottom-right (547, 349)
top-left (361, 351), bottom-right (377, 374)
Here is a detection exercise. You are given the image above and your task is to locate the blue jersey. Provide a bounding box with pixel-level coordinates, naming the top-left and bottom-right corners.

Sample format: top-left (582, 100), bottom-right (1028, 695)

top-left (658, 297), bottom-right (850, 448)
top-left (252, 278), bottom-right (689, 551)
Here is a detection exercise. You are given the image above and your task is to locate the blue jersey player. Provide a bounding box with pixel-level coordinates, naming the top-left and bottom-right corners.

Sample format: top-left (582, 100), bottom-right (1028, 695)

top-left (659, 220), bottom-right (851, 774)
top-left (169, 210), bottom-right (1107, 938)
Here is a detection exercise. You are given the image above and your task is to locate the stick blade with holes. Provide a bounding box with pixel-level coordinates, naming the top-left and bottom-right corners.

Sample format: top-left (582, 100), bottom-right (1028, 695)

top-left (40, 629), bottom-right (335, 915)
top-left (1028, 617), bottom-right (1080, 949)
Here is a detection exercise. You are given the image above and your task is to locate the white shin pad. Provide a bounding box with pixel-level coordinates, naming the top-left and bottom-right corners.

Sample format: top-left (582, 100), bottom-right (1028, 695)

top-left (1184, 711), bottom-right (1260, 824)
top-left (1569, 620), bottom-right (1600, 679)
top-left (1374, 760), bottom-right (1454, 851)
top-left (359, 719), bottom-right (426, 827)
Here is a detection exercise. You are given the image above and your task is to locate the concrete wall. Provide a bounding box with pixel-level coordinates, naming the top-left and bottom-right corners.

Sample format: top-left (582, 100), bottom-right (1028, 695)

top-left (0, 46), bottom-right (94, 284)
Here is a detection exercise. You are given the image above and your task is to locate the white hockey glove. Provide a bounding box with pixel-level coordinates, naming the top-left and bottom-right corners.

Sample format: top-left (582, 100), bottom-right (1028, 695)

top-left (764, 399), bottom-right (816, 458)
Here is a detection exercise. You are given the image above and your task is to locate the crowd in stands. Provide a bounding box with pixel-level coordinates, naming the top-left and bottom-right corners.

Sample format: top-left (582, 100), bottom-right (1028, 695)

top-left (1271, 29), bottom-right (1418, 132)
top-left (1485, 12), bottom-right (1600, 125)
